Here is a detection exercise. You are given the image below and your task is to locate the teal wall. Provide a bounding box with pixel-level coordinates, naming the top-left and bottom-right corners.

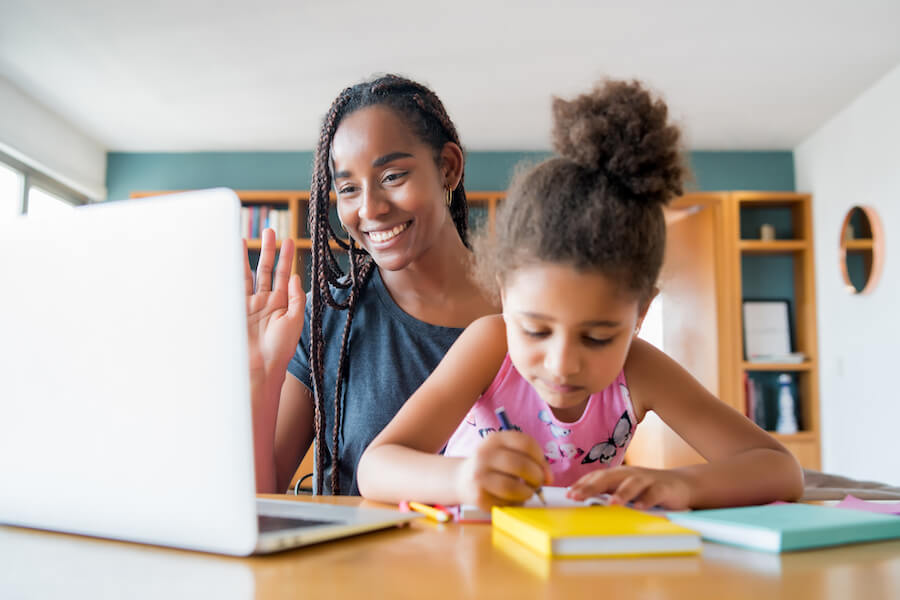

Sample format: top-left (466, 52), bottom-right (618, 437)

top-left (688, 151), bottom-right (794, 192)
top-left (105, 150), bottom-right (794, 202)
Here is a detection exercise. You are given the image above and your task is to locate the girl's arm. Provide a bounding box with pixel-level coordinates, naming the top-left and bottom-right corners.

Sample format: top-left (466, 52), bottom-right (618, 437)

top-left (569, 338), bottom-right (803, 508)
top-left (358, 315), bottom-right (549, 508)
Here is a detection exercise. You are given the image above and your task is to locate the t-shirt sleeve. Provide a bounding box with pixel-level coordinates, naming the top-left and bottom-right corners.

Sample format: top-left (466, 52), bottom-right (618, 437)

top-left (286, 292), bottom-right (314, 391)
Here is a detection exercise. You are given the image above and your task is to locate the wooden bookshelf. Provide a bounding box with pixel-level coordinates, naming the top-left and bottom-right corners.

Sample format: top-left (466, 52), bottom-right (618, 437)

top-left (627, 191), bottom-right (821, 470)
top-left (734, 192), bottom-right (820, 467)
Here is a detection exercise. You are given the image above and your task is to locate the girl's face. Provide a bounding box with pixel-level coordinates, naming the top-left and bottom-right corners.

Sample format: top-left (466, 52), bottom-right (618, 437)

top-left (501, 262), bottom-right (650, 422)
top-left (330, 105), bottom-right (459, 271)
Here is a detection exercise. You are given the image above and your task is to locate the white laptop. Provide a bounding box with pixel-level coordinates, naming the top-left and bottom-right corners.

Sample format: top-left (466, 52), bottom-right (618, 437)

top-left (0, 188), bottom-right (419, 555)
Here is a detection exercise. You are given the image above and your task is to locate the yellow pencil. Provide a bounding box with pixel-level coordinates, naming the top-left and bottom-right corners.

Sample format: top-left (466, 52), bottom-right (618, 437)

top-left (407, 501), bottom-right (452, 523)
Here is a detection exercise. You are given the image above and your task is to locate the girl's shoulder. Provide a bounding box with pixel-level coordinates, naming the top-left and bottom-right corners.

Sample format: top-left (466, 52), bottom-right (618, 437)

top-left (622, 338), bottom-right (667, 419)
top-left (439, 313), bottom-right (508, 380)
top-left (466, 313), bottom-right (507, 337)
top-left (623, 337), bottom-right (711, 420)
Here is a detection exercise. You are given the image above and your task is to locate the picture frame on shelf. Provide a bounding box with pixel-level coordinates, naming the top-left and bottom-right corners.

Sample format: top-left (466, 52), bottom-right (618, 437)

top-left (742, 299), bottom-right (798, 363)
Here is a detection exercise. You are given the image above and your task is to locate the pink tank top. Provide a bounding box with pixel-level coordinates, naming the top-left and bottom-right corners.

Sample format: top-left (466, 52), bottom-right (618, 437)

top-left (445, 354), bottom-right (637, 487)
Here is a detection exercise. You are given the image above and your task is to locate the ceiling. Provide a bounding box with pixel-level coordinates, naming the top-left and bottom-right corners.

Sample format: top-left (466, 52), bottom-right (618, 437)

top-left (2, 0), bottom-right (899, 152)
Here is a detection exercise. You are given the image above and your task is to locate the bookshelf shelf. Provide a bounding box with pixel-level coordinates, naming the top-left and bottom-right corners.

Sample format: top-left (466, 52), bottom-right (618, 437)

top-left (742, 361), bottom-right (814, 372)
top-left (246, 239), bottom-right (293, 250)
top-left (770, 431), bottom-right (817, 443)
top-left (738, 240), bottom-right (809, 253)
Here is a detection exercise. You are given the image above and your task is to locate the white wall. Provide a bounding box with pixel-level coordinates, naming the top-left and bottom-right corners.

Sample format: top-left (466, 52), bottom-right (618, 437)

top-left (0, 76), bottom-right (106, 200)
top-left (795, 63), bottom-right (900, 483)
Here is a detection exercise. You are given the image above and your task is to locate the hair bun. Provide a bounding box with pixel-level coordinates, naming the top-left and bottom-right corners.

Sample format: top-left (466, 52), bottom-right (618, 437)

top-left (551, 79), bottom-right (684, 205)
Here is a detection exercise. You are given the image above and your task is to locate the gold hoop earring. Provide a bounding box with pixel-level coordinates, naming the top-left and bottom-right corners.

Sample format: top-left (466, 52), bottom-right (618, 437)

top-left (446, 187), bottom-right (453, 207)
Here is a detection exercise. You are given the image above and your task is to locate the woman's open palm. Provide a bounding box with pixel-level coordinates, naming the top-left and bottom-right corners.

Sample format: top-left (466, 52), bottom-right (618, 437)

top-left (244, 229), bottom-right (304, 393)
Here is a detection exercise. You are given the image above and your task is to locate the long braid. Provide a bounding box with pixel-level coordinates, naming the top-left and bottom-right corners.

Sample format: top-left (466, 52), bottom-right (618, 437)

top-left (309, 88), bottom-right (353, 494)
top-left (329, 245), bottom-right (374, 493)
top-left (307, 74), bottom-right (469, 495)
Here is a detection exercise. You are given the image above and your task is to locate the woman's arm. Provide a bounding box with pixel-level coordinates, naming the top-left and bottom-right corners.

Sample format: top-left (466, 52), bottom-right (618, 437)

top-left (245, 229), bottom-right (306, 492)
top-left (252, 376), bottom-right (314, 494)
top-left (358, 315), bottom-right (549, 508)
top-left (569, 339), bottom-right (803, 508)
top-left (274, 376), bottom-right (316, 492)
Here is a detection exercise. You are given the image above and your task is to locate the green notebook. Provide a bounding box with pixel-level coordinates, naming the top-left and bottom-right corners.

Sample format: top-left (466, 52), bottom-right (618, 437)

top-left (667, 503), bottom-right (900, 553)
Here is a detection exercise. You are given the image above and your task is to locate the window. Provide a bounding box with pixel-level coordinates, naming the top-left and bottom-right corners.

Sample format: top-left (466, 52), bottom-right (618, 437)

top-left (639, 295), bottom-right (664, 351)
top-left (0, 160), bottom-right (23, 223)
top-left (28, 186), bottom-right (75, 218)
top-left (0, 151), bottom-right (87, 219)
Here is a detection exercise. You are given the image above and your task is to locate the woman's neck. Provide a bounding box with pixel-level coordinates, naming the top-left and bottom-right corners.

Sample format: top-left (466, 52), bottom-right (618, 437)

top-left (379, 224), bottom-right (497, 328)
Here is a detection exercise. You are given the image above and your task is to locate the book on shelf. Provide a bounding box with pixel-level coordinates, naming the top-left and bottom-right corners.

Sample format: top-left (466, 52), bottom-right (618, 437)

top-left (491, 504), bottom-right (701, 558)
top-left (743, 374), bottom-right (771, 430)
top-left (666, 503), bottom-right (900, 553)
top-left (747, 352), bottom-right (806, 364)
top-left (240, 206), bottom-right (291, 240)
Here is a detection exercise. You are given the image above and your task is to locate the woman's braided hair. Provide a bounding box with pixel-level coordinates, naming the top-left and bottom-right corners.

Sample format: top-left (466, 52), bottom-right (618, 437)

top-left (308, 74), bottom-right (469, 494)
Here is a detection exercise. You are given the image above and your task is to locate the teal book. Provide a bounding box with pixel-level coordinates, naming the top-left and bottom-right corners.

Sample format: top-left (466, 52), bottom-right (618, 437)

top-left (667, 503), bottom-right (900, 553)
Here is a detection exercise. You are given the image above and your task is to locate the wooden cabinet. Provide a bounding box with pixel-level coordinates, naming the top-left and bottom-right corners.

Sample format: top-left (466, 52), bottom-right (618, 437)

top-left (627, 191), bottom-right (821, 470)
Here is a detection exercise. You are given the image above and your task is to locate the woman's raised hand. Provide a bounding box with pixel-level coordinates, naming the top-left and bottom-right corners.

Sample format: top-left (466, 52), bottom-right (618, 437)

top-left (244, 229), bottom-right (304, 395)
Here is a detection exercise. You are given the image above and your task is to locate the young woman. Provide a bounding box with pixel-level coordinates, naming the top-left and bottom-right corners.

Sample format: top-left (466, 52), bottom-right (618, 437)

top-left (245, 75), bottom-right (497, 495)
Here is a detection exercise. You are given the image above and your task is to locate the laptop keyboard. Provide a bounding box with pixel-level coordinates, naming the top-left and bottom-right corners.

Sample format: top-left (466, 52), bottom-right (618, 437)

top-left (257, 514), bottom-right (340, 533)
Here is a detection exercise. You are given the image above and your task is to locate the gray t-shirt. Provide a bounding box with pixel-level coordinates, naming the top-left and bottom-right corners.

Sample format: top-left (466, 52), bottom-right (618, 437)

top-left (287, 268), bottom-right (464, 495)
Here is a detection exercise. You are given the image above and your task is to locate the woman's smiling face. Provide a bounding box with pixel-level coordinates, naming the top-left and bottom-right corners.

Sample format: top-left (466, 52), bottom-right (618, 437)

top-left (330, 105), bottom-right (457, 271)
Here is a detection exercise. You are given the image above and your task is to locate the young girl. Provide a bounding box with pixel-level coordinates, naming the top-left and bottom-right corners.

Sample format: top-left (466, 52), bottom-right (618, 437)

top-left (357, 79), bottom-right (804, 511)
top-left (246, 74), bottom-right (496, 496)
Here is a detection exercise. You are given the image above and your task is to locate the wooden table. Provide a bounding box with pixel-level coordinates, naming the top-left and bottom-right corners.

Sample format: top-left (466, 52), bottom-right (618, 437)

top-left (2, 494), bottom-right (899, 599)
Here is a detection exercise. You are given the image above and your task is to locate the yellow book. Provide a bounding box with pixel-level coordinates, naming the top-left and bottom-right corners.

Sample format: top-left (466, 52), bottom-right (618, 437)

top-left (491, 505), bottom-right (701, 558)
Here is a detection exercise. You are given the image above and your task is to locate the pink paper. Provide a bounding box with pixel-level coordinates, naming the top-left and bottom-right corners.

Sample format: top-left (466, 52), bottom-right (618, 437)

top-left (835, 494), bottom-right (900, 515)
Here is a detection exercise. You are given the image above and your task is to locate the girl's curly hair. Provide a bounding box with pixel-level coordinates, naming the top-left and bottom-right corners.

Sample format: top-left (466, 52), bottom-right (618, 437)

top-left (474, 79), bottom-right (687, 301)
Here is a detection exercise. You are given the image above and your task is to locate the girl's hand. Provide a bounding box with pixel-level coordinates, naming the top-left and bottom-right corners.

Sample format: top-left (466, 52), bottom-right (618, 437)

top-left (567, 466), bottom-right (693, 510)
top-left (244, 229), bottom-right (304, 397)
top-left (454, 431), bottom-right (553, 512)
